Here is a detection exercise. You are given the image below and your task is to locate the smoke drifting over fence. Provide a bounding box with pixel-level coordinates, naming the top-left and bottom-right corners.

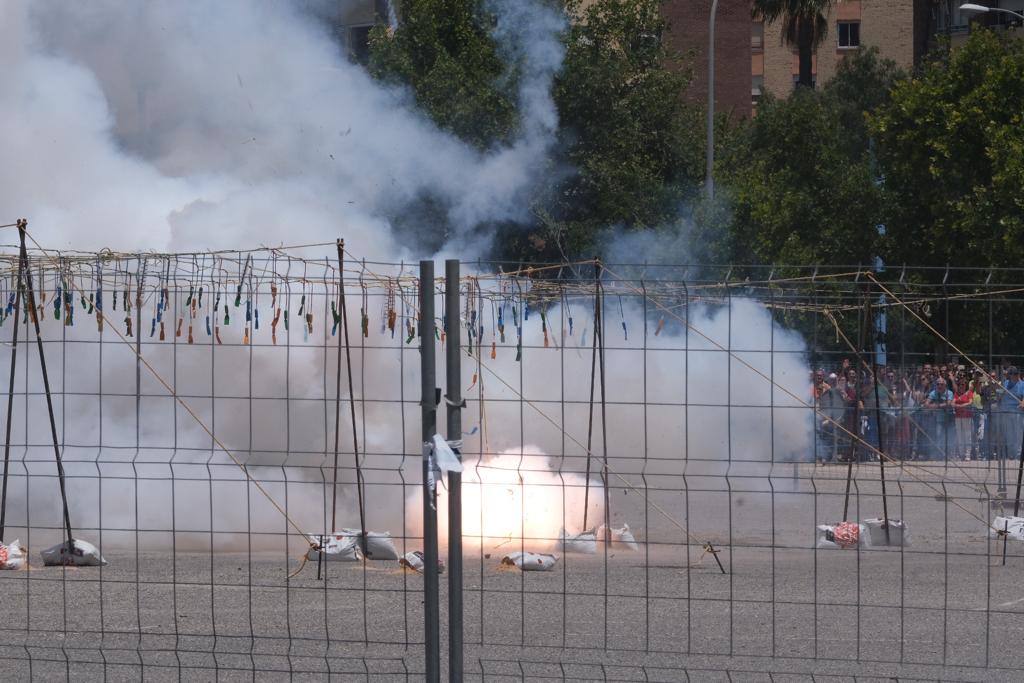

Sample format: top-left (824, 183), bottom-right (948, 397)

top-left (2, 0), bottom-right (564, 254)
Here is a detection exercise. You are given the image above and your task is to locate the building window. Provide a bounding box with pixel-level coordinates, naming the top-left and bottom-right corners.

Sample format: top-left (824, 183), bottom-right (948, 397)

top-left (752, 74), bottom-right (764, 106)
top-left (348, 24), bottom-right (373, 63)
top-left (752, 22), bottom-right (764, 52)
top-left (838, 21), bottom-right (860, 49)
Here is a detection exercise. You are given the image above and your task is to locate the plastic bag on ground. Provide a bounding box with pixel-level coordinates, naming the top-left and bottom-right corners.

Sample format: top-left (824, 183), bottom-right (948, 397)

top-left (40, 539), bottom-right (107, 566)
top-left (559, 528), bottom-right (597, 554)
top-left (501, 551), bottom-right (558, 571)
top-left (598, 523), bottom-right (639, 551)
top-left (337, 528), bottom-right (400, 560)
top-left (399, 550), bottom-right (445, 574)
top-left (815, 522), bottom-right (866, 549)
top-left (991, 516), bottom-right (1024, 541)
top-left (863, 518), bottom-right (910, 547)
top-left (306, 534), bottom-right (362, 562)
top-left (0, 539), bottom-right (27, 570)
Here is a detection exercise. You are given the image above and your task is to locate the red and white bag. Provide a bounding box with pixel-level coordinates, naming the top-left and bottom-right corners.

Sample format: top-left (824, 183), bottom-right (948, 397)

top-left (815, 522), bottom-right (866, 549)
top-left (0, 539), bottom-right (27, 570)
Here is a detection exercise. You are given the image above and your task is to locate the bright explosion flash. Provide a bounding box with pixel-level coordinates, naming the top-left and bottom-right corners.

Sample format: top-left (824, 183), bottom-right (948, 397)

top-left (421, 446), bottom-right (604, 551)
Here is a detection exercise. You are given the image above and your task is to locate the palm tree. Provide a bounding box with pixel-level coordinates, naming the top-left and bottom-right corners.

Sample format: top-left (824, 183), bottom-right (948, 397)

top-left (753, 0), bottom-right (834, 89)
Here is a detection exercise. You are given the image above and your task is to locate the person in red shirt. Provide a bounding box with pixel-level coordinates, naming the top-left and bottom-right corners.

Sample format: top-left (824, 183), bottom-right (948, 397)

top-left (952, 378), bottom-right (975, 461)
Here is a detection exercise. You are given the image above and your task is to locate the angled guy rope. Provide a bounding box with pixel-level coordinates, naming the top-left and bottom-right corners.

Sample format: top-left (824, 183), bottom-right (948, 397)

top-left (820, 306), bottom-right (989, 492)
top-left (866, 271), bottom-right (1021, 402)
top-left (341, 251), bottom-right (728, 571)
top-left (599, 263), bottom-right (999, 531)
top-left (0, 235), bottom-right (25, 540)
top-left (461, 340), bottom-right (726, 572)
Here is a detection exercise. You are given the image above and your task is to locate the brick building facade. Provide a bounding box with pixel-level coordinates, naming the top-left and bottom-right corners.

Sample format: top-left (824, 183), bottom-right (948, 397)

top-left (661, 0), bottom-right (753, 120)
top-left (664, 0), bottom-right (935, 118)
top-left (334, 1), bottom-right (976, 118)
top-left (759, 0), bottom-right (930, 100)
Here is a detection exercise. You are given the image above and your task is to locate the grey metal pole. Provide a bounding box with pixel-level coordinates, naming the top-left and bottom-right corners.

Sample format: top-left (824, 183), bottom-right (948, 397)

top-left (444, 259), bottom-right (463, 682)
top-left (869, 296), bottom-right (892, 545)
top-left (335, 240), bottom-right (365, 544)
top-left (705, 0), bottom-right (719, 199)
top-left (0, 241), bottom-right (24, 539)
top-left (1002, 405), bottom-right (1024, 565)
top-left (18, 220), bottom-right (74, 548)
top-left (420, 260), bottom-right (440, 683)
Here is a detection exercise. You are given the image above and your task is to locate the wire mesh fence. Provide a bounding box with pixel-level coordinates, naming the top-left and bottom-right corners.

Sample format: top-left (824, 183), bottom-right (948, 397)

top-left (1, 229), bottom-right (1023, 680)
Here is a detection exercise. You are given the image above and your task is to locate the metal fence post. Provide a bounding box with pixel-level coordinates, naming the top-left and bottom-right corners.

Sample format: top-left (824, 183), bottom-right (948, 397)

top-left (420, 260), bottom-right (440, 683)
top-left (18, 220), bottom-right (74, 548)
top-left (445, 259), bottom-right (463, 681)
top-left (0, 230), bottom-right (24, 539)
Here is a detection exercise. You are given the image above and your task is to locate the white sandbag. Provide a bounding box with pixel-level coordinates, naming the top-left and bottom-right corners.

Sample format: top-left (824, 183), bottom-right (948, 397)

top-left (991, 516), bottom-right (1024, 541)
top-left (399, 550), bottom-right (445, 574)
top-left (337, 528), bottom-right (400, 560)
top-left (306, 534), bottom-right (362, 562)
top-left (501, 551), bottom-right (558, 571)
top-left (40, 539), bottom-right (107, 567)
top-left (559, 528), bottom-right (597, 554)
top-left (598, 523), bottom-right (639, 551)
top-left (0, 539), bottom-right (27, 570)
top-left (815, 522), bottom-right (867, 550)
top-left (863, 518), bottom-right (910, 547)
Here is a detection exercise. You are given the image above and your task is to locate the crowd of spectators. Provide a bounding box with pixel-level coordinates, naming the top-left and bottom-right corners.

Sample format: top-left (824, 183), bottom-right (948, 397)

top-left (811, 360), bottom-right (1024, 472)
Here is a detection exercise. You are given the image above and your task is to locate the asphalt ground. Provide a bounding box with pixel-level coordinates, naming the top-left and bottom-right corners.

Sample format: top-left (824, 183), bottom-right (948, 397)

top-left (2, 461), bottom-right (1024, 681)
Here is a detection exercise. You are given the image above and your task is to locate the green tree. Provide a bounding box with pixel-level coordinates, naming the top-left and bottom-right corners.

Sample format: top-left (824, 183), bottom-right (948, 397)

top-left (870, 29), bottom-right (1024, 272)
top-left (823, 46), bottom-right (905, 154)
top-left (752, 0), bottom-right (835, 88)
top-left (869, 29), bottom-right (1024, 358)
top-left (514, 0), bottom-right (704, 260)
top-left (366, 0), bottom-right (706, 261)
top-left (702, 49), bottom-right (902, 269)
top-left (716, 90), bottom-right (885, 266)
top-left (368, 0), bottom-right (518, 150)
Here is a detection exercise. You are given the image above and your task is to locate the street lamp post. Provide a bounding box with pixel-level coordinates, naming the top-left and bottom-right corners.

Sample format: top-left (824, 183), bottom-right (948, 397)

top-left (706, 0), bottom-right (719, 200)
top-left (960, 4), bottom-right (1024, 22)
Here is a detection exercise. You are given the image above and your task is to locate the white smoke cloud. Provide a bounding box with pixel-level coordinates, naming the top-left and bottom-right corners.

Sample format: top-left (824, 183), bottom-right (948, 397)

top-left (1, 0), bottom-right (564, 254)
top-left (0, 0), bottom-right (812, 556)
top-left (406, 297), bottom-right (811, 550)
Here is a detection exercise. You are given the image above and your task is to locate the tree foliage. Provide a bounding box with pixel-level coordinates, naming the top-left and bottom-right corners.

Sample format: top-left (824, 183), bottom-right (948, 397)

top-left (699, 48), bottom-right (902, 269)
top-left (368, 0), bottom-right (518, 150)
top-left (870, 29), bottom-right (1024, 271)
top-left (824, 46), bottom-right (905, 153)
top-left (364, 0), bottom-right (1024, 304)
top-left (867, 29), bottom-right (1024, 358)
top-left (524, 0), bottom-right (704, 260)
top-left (368, 0), bottom-right (706, 261)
